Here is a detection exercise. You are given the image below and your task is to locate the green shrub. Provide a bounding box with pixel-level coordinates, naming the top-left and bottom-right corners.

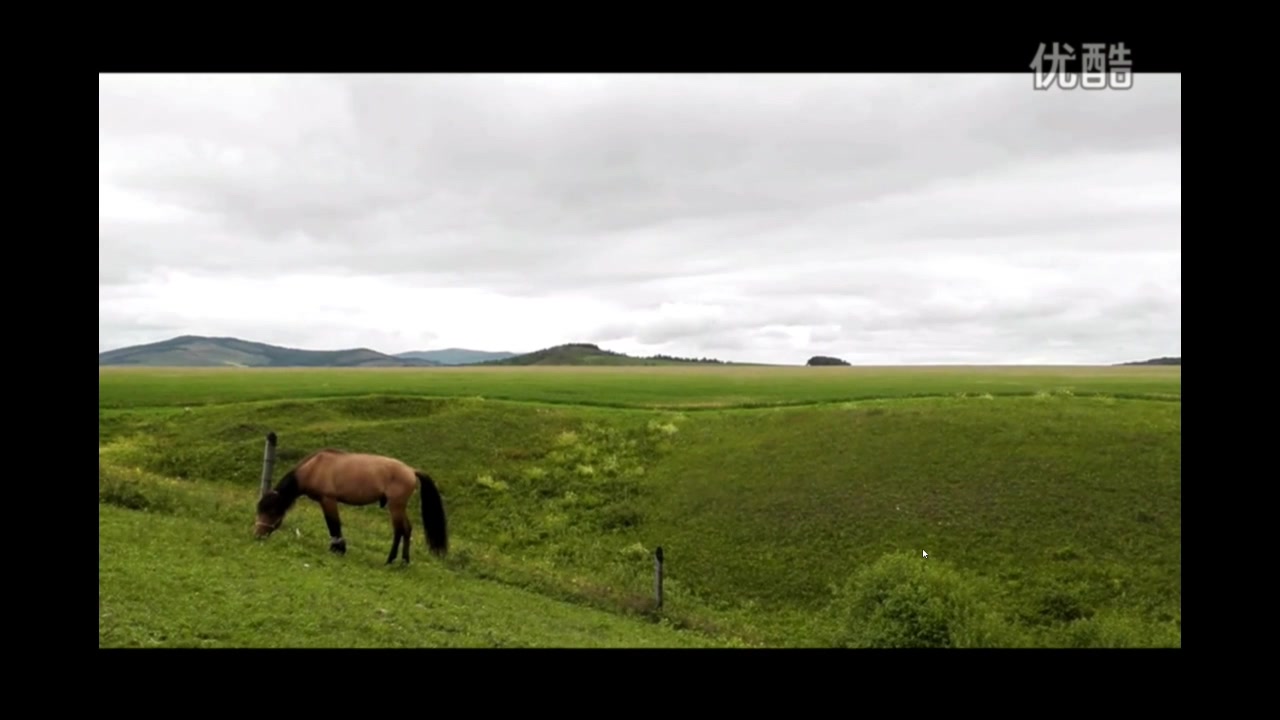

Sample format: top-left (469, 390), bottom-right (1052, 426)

top-left (826, 551), bottom-right (1008, 648)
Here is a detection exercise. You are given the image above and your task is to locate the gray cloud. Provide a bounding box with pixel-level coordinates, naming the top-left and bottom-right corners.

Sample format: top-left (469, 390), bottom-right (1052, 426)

top-left (99, 73), bottom-right (1180, 363)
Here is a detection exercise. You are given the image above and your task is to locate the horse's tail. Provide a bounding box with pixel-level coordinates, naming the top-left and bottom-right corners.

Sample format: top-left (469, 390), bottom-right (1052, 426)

top-left (415, 470), bottom-right (448, 557)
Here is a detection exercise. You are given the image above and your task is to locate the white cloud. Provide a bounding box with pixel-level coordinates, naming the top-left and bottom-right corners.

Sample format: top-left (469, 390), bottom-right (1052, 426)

top-left (99, 73), bottom-right (1181, 364)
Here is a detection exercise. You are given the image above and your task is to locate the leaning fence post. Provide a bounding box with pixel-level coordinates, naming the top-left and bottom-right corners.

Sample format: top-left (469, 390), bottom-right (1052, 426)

top-left (260, 432), bottom-right (277, 498)
top-left (654, 546), bottom-right (664, 611)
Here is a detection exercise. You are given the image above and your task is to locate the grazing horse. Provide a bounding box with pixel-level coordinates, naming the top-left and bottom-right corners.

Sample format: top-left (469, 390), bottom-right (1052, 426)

top-left (254, 448), bottom-right (448, 564)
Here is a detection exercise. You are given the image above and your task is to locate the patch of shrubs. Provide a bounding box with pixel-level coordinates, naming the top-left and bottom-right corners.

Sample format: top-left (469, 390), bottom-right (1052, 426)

top-left (825, 552), bottom-right (1009, 648)
top-left (475, 416), bottom-right (684, 543)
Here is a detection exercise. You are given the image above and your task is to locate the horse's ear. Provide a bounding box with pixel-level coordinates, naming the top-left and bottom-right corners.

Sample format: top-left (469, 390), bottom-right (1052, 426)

top-left (257, 490), bottom-right (279, 511)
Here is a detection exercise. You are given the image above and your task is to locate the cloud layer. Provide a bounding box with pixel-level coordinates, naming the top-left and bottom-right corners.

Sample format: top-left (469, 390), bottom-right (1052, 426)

top-left (100, 73), bottom-right (1180, 364)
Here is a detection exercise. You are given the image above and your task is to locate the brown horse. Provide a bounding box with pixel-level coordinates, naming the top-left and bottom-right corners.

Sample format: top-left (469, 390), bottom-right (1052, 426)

top-left (254, 448), bottom-right (448, 564)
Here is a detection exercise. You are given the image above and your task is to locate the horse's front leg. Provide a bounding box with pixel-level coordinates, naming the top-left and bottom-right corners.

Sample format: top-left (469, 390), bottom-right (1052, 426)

top-left (320, 497), bottom-right (346, 555)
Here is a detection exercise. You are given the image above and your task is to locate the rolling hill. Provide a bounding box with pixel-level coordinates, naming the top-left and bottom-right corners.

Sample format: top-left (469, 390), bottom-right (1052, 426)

top-left (395, 348), bottom-right (520, 365)
top-left (98, 335), bottom-right (441, 368)
top-left (99, 337), bottom-right (752, 368)
top-left (476, 343), bottom-right (749, 366)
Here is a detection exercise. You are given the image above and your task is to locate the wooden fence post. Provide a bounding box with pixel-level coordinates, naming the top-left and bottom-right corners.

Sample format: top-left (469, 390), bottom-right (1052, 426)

top-left (654, 546), bottom-right (664, 611)
top-left (260, 432), bottom-right (277, 498)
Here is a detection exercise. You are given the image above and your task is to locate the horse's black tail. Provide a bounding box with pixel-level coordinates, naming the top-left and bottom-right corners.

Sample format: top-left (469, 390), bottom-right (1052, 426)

top-left (415, 471), bottom-right (448, 557)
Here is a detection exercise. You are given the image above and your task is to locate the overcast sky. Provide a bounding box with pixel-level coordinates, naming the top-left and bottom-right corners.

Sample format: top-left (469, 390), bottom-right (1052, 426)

top-left (99, 73), bottom-right (1180, 365)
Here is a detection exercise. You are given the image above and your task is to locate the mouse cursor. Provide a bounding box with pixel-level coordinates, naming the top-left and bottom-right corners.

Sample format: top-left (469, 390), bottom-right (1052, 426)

top-left (922, 550), bottom-right (928, 559)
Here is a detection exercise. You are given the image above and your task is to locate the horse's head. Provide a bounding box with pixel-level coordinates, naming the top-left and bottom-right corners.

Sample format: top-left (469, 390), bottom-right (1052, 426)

top-left (254, 490), bottom-right (285, 538)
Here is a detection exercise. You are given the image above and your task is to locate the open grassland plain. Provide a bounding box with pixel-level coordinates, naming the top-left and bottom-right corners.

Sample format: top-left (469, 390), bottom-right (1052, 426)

top-left (98, 364), bottom-right (1180, 411)
top-left (99, 365), bottom-right (1180, 648)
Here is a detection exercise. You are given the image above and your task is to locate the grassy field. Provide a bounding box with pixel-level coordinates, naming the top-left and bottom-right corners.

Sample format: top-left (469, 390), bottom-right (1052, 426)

top-left (99, 365), bottom-right (1181, 648)
top-left (97, 364), bottom-right (1180, 410)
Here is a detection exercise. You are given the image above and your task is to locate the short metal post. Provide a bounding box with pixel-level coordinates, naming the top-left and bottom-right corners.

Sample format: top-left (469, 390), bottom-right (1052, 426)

top-left (654, 546), bottom-right (664, 611)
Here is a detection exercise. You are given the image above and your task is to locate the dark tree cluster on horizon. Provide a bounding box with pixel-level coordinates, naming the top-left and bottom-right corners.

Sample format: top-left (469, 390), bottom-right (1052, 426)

top-left (645, 354), bottom-right (725, 364)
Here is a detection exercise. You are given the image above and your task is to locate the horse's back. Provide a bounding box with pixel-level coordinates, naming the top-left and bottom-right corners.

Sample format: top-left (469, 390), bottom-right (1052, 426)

top-left (309, 451), bottom-right (415, 504)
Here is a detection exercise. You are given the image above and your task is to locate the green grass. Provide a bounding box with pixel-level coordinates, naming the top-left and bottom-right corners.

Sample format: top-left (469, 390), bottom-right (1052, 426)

top-left (98, 364), bottom-right (1180, 411)
top-left (98, 505), bottom-right (723, 648)
top-left (99, 365), bottom-right (1180, 648)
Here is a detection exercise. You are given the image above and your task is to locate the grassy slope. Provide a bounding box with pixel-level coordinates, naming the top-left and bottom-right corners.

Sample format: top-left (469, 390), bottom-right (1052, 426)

top-left (640, 397), bottom-right (1181, 644)
top-left (99, 502), bottom-right (721, 648)
top-left (99, 365), bottom-right (1180, 648)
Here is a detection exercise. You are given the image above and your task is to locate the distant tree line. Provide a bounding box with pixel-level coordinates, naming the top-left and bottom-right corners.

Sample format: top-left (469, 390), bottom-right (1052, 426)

top-left (645, 354), bottom-right (725, 364)
top-left (1118, 356), bottom-right (1181, 366)
top-left (806, 355), bottom-right (851, 366)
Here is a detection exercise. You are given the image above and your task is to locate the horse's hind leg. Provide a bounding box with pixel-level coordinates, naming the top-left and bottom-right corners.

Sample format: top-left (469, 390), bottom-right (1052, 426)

top-left (385, 517), bottom-right (403, 565)
top-left (320, 497), bottom-right (346, 555)
top-left (401, 513), bottom-right (412, 564)
top-left (388, 501), bottom-right (411, 565)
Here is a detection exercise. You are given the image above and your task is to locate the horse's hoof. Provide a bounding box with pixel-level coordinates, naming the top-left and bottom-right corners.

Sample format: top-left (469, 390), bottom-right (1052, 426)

top-left (330, 539), bottom-right (347, 555)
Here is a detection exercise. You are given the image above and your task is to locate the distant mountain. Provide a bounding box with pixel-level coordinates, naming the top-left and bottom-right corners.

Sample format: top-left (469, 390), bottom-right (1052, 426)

top-left (394, 348), bottom-right (520, 365)
top-left (1116, 356), bottom-right (1181, 366)
top-left (98, 335), bottom-right (441, 368)
top-left (98, 336), bottom-right (763, 368)
top-left (476, 342), bottom-right (751, 366)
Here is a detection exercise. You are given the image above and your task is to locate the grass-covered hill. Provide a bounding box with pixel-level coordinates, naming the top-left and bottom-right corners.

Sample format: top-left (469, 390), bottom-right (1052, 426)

top-left (98, 335), bottom-right (442, 368)
top-left (476, 342), bottom-right (749, 366)
top-left (394, 348), bottom-right (520, 365)
top-left (99, 364), bottom-right (1180, 648)
top-left (97, 337), bottom-right (742, 368)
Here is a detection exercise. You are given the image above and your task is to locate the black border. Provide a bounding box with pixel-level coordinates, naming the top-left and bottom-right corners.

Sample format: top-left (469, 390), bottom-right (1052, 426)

top-left (93, 647), bottom-right (1183, 711)
top-left (98, 22), bottom-right (1182, 696)
top-left (99, 29), bottom-right (1181, 73)
top-left (98, 647), bottom-right (1180, 686)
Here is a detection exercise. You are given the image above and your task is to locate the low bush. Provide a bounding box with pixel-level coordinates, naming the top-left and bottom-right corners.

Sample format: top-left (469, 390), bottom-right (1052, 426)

top-left (825, 551), bottom-right (1010, 648)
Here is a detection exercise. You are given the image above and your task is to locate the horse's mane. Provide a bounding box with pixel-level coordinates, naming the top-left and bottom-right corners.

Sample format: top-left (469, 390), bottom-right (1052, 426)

top-left (258, 448), bottom-right (349, 515)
